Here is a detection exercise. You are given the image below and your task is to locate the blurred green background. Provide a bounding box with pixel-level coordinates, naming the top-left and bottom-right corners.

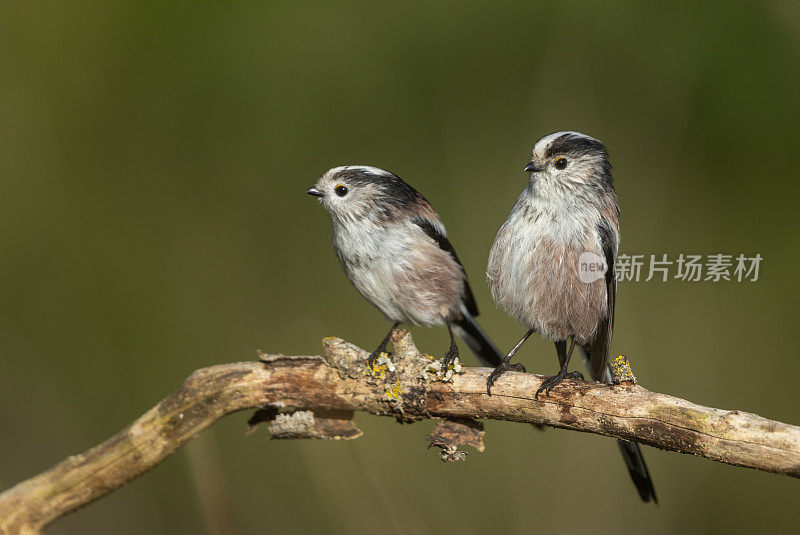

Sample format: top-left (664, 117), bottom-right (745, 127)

top-left (1, 1), bottom-right (799, 533)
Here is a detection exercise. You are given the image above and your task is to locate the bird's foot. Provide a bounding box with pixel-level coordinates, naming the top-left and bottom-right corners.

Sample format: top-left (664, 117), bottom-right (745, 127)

top-left (366, 351), bottom-right (379, 369)
top-left (441, 349), bottom-right (459, 372)
top-left (366, 350), bottom-right (390, 370)
top-left (535, 370), bottom-right (584, 399)
top-left (486, 361), bottom-right (527, 395)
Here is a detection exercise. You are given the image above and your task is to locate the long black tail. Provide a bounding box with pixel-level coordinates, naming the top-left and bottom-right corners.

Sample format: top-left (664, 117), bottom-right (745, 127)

top-left (581, 348), bottom-right (657, 503)
top-left (604, 365), bottom-right (657, 503)
top-left (451, 309), bottom-right (504, 367)
top-left (601, 360), bottom-right (657, 503)
top-left (616, 437), bottom-right (658, 503)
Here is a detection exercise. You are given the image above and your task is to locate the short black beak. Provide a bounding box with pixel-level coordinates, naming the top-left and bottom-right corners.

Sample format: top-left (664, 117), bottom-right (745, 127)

top-left (524, 161), bottom-right (542, 173)
top-left (306, 186), bottom-right (324, 197)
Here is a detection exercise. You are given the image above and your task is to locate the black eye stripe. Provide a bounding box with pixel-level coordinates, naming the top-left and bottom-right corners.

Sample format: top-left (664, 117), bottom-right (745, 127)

top-left (334, 185), bottom-right (349, 196)
top-left (554, 157), bottom-right (568, 170)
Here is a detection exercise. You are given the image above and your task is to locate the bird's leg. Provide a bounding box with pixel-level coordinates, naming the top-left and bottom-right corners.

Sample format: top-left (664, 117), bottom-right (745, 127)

top-left (441, 322), bottom-right (459, 370)
top-left (367, 321), bottom-right (400, 368)
top-left (486, 329), bottom-right (533, 395)
top-left (535, 338), bottom-right (584, 399)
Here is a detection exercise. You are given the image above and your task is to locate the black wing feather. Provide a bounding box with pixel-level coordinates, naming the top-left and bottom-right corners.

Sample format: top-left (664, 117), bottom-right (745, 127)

top-left (412, 217), bottom-right (479, 316)
top-left (589, 221), bottom-right (617, 381)
top-left (585, 222), bottom-right (657, 504)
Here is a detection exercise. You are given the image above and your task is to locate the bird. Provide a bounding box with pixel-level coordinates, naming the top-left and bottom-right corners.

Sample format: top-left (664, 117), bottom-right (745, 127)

top-left (485, 131), bottom-right (657, 503)
top-left (306, 165), bottom-right (505, 369)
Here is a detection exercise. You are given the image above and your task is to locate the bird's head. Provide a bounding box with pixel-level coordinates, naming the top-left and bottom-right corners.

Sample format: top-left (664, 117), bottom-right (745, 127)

top-left (524, 131), bottom-right (613, 198)
top-left (306, 165), bottom-right (412, 224)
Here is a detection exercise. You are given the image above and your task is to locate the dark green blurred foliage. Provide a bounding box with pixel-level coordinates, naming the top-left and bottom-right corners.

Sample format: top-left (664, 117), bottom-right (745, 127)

top-left (1, 2), bottom-right (798, 533)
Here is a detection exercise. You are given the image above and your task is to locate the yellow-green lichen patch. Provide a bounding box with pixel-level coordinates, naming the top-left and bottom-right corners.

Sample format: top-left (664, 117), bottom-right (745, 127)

top-left (609, 354), bottom-right (636, 384)
top-left (384, 380), bottom-right (402, 401)
top-left (421, 355), bottom-right (463, 381)
top-left (361, 352), bottom-right (394, 380)
top-left (375, 354), bottom-right (396, 372)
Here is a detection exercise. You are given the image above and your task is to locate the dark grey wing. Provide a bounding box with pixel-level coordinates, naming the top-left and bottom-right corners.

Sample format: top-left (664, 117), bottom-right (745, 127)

top-left (412, 216), bottom-right (479, 316)
top-left (588, 222), bottom-right (617, 382)
top-left (412, 215), bottom-right (504, 366)
top-left (582, 222), bottom-right (656, 504)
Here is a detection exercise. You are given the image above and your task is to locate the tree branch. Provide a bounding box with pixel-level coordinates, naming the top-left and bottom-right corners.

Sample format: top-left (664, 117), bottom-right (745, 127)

top-left (1, 330), bottom-right (798, 534)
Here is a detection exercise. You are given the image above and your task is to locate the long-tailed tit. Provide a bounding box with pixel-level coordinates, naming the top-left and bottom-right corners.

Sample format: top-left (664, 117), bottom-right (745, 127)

top-left (486, 132), bottom-right (657, 503)
top-left (307, 165), bottom-right (505, 369)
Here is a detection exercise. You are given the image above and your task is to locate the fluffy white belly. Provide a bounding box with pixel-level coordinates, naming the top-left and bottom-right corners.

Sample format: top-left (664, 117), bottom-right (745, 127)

top-left (487, 196), bottom-right (607, 342)
top-left (333, 221), bottom-right (462, 325)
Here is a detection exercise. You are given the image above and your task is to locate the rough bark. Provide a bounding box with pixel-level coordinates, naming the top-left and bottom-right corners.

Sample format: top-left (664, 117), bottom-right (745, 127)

top-left (0, 330), bottom-right (798, 534)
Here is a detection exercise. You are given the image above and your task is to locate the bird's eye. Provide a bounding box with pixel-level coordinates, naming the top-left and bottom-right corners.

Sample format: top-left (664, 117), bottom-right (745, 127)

top-left (554, 157), bottom-right (568, 170)
top-left (334, 184), bottom-right (349, 197)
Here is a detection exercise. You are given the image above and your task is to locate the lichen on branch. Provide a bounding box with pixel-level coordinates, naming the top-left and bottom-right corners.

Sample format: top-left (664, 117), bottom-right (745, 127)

top-left (1, 329), bottom-right (798, 534)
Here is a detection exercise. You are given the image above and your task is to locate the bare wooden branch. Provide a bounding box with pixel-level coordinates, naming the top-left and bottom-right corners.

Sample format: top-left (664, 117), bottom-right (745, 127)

top-left (1, 330), bottom-right (798, 534)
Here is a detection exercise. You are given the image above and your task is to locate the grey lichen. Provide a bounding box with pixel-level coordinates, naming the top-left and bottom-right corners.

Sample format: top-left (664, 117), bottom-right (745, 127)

top-left (422, 355), bottom-right (463, 381)
top-left (321, 337), bottom-right (372, 379)
top-left (437, 445), bottom-right (469, 462)
top-left (268, 411), bottom-right (317, 439)
top-left (265, 410), bottom-right (363, 440)
top-left (318, 330), bottom-right (466, 421)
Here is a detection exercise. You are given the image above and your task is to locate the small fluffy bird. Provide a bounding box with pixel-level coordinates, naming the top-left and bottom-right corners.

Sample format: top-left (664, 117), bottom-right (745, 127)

top-left (307, 166), bottom-right (504, 368)
top-left (485, 131), bottom-right (657, 502)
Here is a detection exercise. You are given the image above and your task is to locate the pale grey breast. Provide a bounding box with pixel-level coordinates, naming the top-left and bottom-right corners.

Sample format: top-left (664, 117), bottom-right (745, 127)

top-left (333, 218), bottom-right (466, 326)
top-left (487, 190), bottom-right (609, 343)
